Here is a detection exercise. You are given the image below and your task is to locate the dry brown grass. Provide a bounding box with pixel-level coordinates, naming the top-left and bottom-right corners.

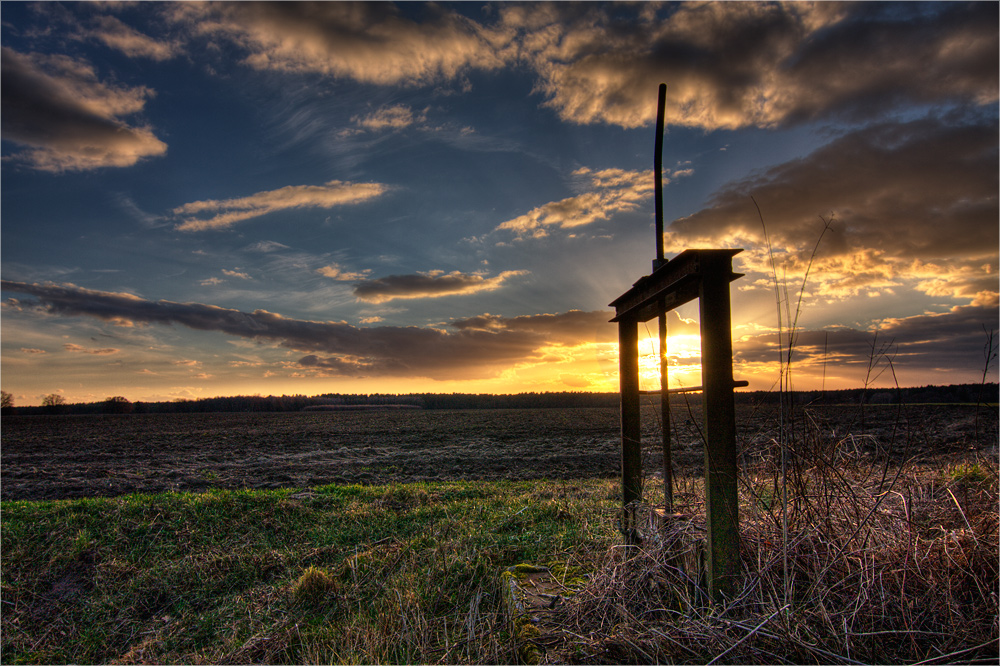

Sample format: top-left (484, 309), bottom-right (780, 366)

top-left (540, 420), bottom-right (999, 664)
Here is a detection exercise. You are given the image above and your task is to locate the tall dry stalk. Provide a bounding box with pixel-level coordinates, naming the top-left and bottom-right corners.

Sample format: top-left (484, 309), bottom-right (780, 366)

top-left (752, 195), bottom-right (833, 609)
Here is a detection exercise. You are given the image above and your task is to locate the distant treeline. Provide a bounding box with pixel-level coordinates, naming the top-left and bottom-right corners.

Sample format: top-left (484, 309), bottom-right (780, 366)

top-left (2, 383), bottom-right (996, 416)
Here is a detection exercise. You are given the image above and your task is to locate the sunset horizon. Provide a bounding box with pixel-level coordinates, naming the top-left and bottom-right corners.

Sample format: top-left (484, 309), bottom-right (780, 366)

top-left (3, 1), bottom-right (997, 405)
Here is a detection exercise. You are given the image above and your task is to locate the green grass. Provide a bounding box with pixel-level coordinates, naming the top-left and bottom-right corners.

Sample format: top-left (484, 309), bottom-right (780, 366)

top-left (1, 478), bottom-right (620, 664)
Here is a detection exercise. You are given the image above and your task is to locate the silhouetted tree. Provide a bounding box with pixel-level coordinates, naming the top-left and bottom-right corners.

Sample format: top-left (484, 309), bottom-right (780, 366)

top-left (42, 393), bottom-right (67, 414)
top-left (1, 390), bottom-right (14, 415)
top-left (103, 396), bottom-right (133, 414)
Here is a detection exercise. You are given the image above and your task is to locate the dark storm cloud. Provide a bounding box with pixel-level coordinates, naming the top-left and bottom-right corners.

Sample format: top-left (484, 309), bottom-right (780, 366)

top-left (0, 280), bottom-right (602, 380)
top-left (353, 270), bottom-right (528, 303)
top-left (0, 47), bottom-right (167, 171)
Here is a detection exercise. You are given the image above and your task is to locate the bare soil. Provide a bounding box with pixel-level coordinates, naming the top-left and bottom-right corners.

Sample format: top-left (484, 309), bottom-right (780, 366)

top-left (2, 404), bottom-right (995, 502)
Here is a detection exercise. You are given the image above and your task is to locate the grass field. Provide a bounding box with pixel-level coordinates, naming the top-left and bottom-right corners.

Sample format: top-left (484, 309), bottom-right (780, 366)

top-left (3, 459), bottom-right (997, 664)
top-left (1, 478), bottom-right (621, 664)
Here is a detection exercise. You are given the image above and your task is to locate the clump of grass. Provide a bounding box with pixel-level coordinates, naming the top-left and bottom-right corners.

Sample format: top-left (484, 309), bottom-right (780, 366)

top-left (291, 566), bottom-right (339, 604)
top-left (948, 461), bottom-right (994, 487)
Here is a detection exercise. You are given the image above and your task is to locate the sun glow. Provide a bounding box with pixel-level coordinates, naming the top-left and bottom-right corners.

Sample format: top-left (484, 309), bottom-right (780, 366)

top-left (637, 333), bottom-right (703, 391)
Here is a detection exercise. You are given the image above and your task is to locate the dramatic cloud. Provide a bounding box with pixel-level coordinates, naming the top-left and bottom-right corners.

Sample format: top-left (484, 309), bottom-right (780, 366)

top-left (734, 303), bottom-right (1000, 380)
top-left (169, 1), bottom-right (504, 86)
top-left (496, 167), bottom-right (653, 239)
top-left (173, 180), bottom-right (388, 231)
top-left (0, 280), bottom-right (611, 380)
top-left (353, 270), bottom-right (528, 304)
top-left (503, 2), bottom-right (998, 129)
top-left (144, 2), bottom-right (995, 134)
top-left (0, 47), bottom-right (167, 171)
top-left (668, 116), bottom-right (999, 304)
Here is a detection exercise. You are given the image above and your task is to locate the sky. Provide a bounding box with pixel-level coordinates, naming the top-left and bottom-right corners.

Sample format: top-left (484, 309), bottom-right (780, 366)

top-left (1, 1), bottom-right (997, 406)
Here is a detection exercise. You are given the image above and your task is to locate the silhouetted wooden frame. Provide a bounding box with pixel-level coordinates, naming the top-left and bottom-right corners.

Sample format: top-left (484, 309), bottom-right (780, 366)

top-left (610, 248), bottom-right (744, 600)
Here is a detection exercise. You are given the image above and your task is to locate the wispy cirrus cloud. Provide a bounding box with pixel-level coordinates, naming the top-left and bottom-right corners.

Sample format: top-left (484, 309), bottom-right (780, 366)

top-left (353, 270), bottom-right (528, 304)
top-left (173, 180), bottom-right (388, 231)
top-left (496, 167), bottom-right (654, 239)
top-left (0, 47), bottom-right (167, 172)
top-left (0, 280), bottom-right (608, 380)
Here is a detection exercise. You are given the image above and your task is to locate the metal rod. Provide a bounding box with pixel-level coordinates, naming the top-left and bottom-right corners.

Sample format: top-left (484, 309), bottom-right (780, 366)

top-left (654, 82), bottom-right (667, 263)
top-left (659, 310), bottom-right (673, 510)
top-left (654, 83), bottom-right (670, 509)
top-left (640, 380), bottom-right (749, 395)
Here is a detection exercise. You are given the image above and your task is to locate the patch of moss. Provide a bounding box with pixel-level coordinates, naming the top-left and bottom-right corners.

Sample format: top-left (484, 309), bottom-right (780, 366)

top-left (545, 561), bottom-right (590, 594)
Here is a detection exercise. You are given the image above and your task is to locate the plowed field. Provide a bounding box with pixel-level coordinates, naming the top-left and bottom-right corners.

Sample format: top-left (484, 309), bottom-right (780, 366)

top-left (2, 404), bottom-right (994, 501)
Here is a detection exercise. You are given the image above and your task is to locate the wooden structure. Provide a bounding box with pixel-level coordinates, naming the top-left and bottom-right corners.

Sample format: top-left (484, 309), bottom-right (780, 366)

top-left (610, 249), bottom-right (744, 599)
top-left (608, 84), bottom-right (745, 600)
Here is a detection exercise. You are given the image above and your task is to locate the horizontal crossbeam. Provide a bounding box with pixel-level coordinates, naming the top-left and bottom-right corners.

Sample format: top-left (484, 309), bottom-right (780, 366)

top-left (610, 248), bottom-right (743, 323)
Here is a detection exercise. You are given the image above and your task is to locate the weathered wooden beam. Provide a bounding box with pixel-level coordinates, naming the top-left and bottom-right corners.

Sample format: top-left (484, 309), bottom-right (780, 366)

top-left (699, 252), bottom-right (741, 600)
top-left (610, 249), bottom-right (742, 324)
top-left (618, 319), bottom-right (642, 545)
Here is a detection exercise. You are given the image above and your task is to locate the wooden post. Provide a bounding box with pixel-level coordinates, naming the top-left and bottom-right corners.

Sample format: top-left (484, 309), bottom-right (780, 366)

top-left (618, 319), bottom-right (642, 544)
top-left (699, 253), bottom-right (740, 599)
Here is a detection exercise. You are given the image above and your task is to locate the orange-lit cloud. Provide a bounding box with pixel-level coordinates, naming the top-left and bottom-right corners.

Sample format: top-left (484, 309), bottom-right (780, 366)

top-left (81, 15), bottom-right (181, 61)
top-left (353, 270), bottom-right (528, 304)
top-left (317, 263), bottom-right (372, 281)
top-left (351, 104), bottom-right (427, 132)
top-left (0, 47), bottom-right (167, 171)
top-left (170, 2), bottom-right (504, 86)
top-left (63, 343), bottom-right (119, 355)
top-left (496, 167), bottom-right (653, 239)
top-left (173, 180), bottom-right (388, 231)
